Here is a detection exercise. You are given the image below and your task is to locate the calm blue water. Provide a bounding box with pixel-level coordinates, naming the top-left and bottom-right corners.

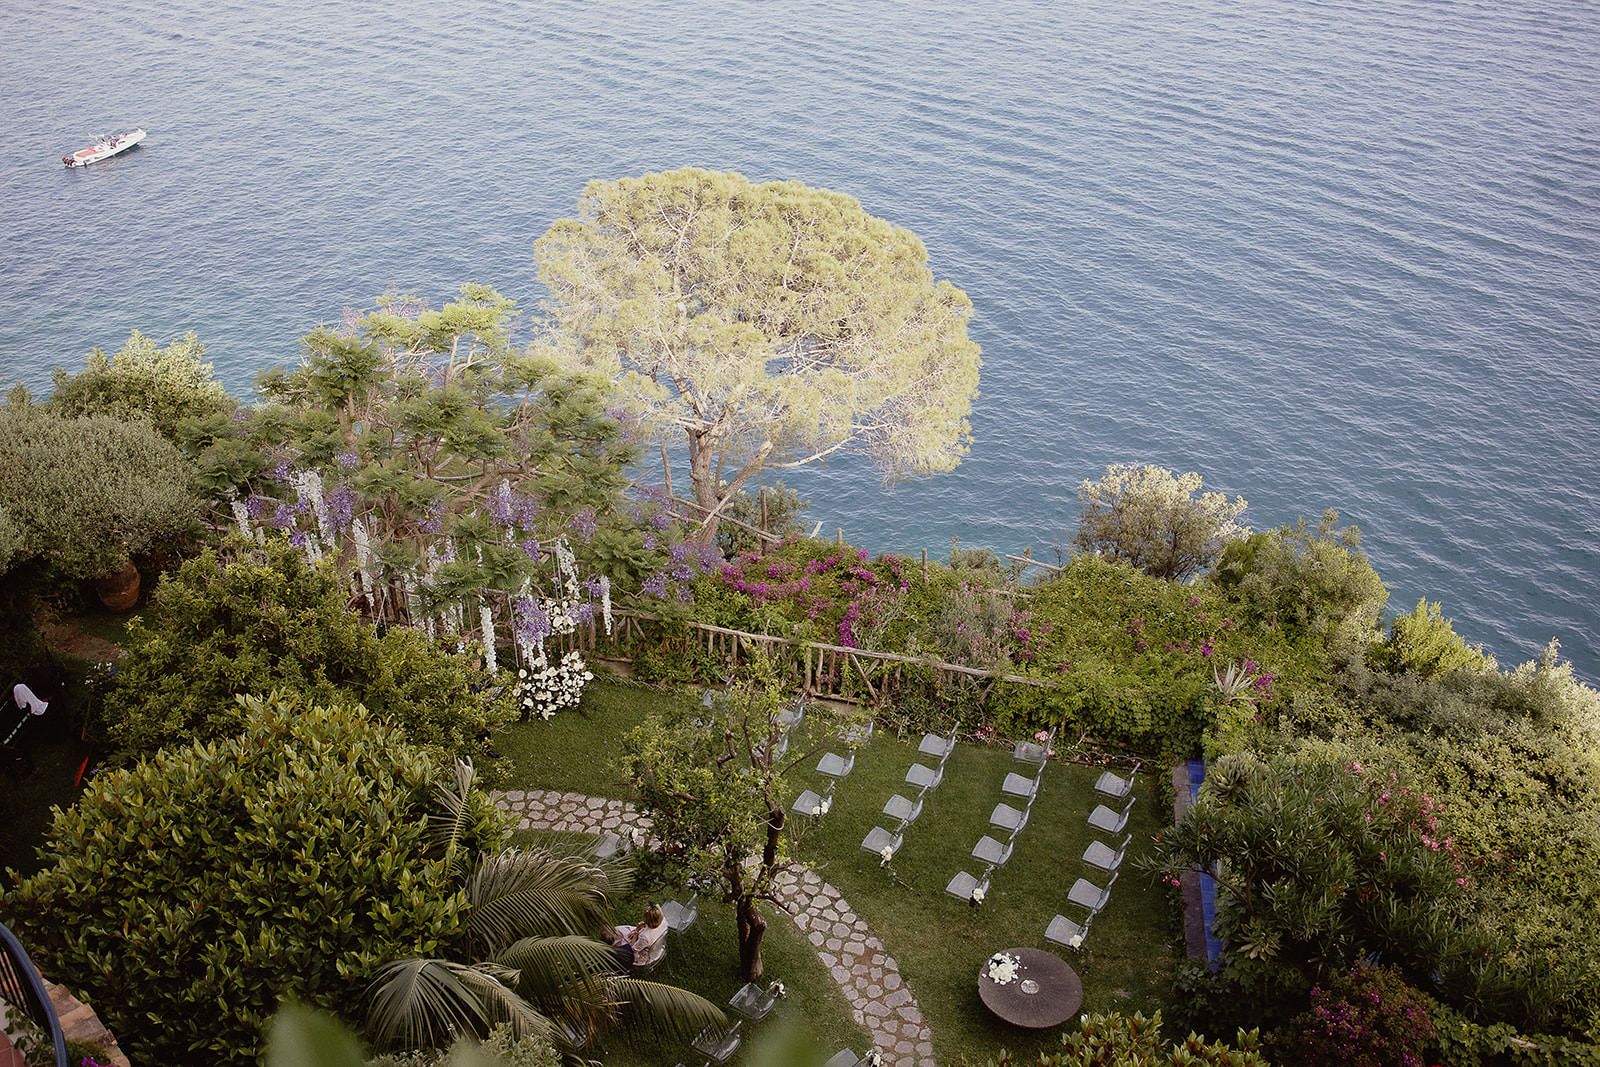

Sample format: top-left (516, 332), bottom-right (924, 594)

top-left (3, 0), bottom-right (1598, 677)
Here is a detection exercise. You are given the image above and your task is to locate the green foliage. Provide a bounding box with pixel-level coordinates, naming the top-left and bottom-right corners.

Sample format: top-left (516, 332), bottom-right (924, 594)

top-left (1271, 964), bottom-right (1435, 1067)
top-left (1152, 751), bottom-right (1485, 1034)
top-left (973, 1011), bottom-right (1267, 1066)
top-left (1212, 509), bottom-right (1388, 655)
top-left (231, 286), bottom-right (654, 642)
top-left (1427, 999), bottom-right (1600, 1067)
top-left (1266, 646), bottom-right (1600, 1036)
top-left (715, 481), bottom-right (810, 557)
top-left (536, 167), bottom-right (982, 528)
top-left (621, 659), bottom-right (832, 978)
top-left (1075, 463), bottom-right (1249, 581)
top-left (102, 538), bottom-right (511, 759)
top-left (1379, 597), bottom-right (1495, 677)
top-left (0, 407), bottom-right (200, 579)
top-left (48, 329), bottom-right (234, 444)
top-left (265, 1005), bottom-right (561, 1067)
top-left (5, 698), bottom-right (499, 1066)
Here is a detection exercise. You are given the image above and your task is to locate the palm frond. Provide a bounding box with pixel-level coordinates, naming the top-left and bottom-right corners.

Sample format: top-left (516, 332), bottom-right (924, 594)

top-left (365, 957), bottom-right (489, 1050)
top-left (428, 758), bottom-right (478, 873)
top-left (495, 934), bottom-right (621, 1001)
top-left (452, 961), bottom-right (559, 1047)
top-left (606, 976), bottom-right (728, 1045)
top-left (465, 848), bottom-right (612, 954)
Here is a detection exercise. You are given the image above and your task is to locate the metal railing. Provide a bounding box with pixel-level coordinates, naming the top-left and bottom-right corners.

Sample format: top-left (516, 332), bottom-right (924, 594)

top-left (0, 921), bottom-right (67, 1066)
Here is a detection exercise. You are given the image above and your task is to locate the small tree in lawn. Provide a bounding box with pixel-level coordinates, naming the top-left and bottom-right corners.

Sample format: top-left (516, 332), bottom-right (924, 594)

top-left (621, 659), bottom-right (829, 980)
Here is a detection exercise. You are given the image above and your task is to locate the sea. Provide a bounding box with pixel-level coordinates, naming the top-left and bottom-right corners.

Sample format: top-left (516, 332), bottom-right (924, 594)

top-left (2, 0), bottom-right (1597, 678)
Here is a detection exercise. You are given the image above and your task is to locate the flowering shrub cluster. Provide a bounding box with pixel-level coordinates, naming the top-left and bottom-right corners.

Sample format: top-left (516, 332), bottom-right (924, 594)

top-left (1272, 964), bottom-right (1435, 1067)
top-left (515, 652), bottom-right (594, 720)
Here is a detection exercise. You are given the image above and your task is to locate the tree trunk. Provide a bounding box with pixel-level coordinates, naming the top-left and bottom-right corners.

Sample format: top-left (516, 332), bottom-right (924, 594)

top-left (736, 895), bottom-right (768, 980)
top-left (687, 429), bottom-right (724, 544)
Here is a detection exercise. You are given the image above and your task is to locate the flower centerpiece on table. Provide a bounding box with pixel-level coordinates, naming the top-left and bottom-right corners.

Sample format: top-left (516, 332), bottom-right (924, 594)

top-left (986, 951), bottom-right (1021, 985)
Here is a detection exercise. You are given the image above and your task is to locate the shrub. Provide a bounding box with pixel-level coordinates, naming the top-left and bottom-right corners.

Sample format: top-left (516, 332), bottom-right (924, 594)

top-left (4, 697), bottom-right (503, 1066)
top-left (1212, 509), bottom-right (1387, 654)
top-left (47, 329), bottom-right (233, 444)
top-left (1075, 463), bottom-right (1248, 580)
top-left (102, 538), bottom-right (511, 759)
top-left (0, 407), bottom-right (200, 580)
top-left (714, 481), bottom-right (810, 557)
top-left (1378, 598), bottom-right (1495, 677)
top-left (972, 1010), bottom-right (1266, 1065)
top-left (1272, 963), bottom-right (1435, 1067)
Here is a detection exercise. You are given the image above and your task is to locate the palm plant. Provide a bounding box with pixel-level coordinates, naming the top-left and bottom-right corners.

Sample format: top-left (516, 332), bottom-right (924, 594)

top-left (365, 760), bottom-right (725, 1059)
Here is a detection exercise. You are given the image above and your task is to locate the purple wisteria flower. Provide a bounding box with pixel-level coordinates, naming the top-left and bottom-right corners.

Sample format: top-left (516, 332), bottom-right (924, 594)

top-left (269, 503), bottom-right (295, 530)
top-left (650, 512), bottom-right (674, 531)
top-left (420, 500), bottom-right (446, 534)
top-left (487, 483), bottom-right (539, 531)
top-left (335, 449), bottom-right (360, 469)
top-left (520, 537), bottom-right (542, 561)
top-left (567, 508), bottom-right (598, 542)
top-left (513, 597), bottom-right (552, 644)
top-left (245, 493), bottom-right (275, 519)
top-left (289, 530), bottom-right (309, 547)
top-left (571, 602), bottom-right (595, 624)
top-left (325, 486), bottom-right (355, 532)
top-left (583, 577), bottom-right (605, 597)
top-left (642, 532), bottom-right (661, 550)
top-left (641, 572), bottom-right (669, 598)
top-left (698, 542), bottom-right (723, 570)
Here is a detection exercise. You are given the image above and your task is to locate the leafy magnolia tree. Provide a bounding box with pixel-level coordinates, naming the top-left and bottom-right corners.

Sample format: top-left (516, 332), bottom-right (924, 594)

top-left (1074, 463), bottom-right (1247, 581)
top-left (1212, 509), bottom-right (1388, 654)
top-left (102, 538), bottom-right (511, 759)
top-left (1152, 751), bottom-right (1488, 1034)
top-left (5, 698), bottom-right (502, 1066)
top-left (621, 662), bottom-right (847, 978)
top-left (0, 406), bottom-right (200, 580)
top-left (535, 167), bottom-right (982, 539)
top-left (47, 328), bottom-right (234, 443)
top-left (7, 699), bottom-right (719, 1066)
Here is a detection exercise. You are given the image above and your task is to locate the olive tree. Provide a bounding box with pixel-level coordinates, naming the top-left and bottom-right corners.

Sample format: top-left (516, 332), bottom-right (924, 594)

top-left (1074, 463), bottom-right (1247, 580)
top-left (0, 406), bottom-right (200, 580)
top-left (535, 168), bottom-right (982, 539)
top-left (47, 329), bottom-right (234, 442)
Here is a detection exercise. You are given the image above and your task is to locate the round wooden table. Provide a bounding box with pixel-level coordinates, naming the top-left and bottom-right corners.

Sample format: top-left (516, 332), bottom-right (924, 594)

top-left (977, 947), bottom-right (1083, 1029)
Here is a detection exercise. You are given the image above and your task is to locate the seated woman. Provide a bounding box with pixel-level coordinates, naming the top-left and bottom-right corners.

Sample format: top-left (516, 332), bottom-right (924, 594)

top-left (610, 903), bottom-right (668, 970)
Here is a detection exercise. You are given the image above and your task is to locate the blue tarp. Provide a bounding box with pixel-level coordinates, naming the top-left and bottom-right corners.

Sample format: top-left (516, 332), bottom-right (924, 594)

top-left (1186, 759), bottom-right (1224, 969)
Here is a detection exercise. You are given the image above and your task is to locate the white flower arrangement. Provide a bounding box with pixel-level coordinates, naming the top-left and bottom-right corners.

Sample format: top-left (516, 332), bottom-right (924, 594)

top-left (1068, 933), bottom-right (1083, 949)
top-left (769, 980), bottom-right (786, 999)
top-left (515, 650), bottom-right (593, 720)
top-left (985, 952), bottom-right (1021, 985)
top-left (970, 885), bottom-right (985, 905)
top-left (813, 796), bottom-right (831, 816)
top-left (865, 1051), bottom-right (883, 1067)
top-left (879, 845), bottom-right (894, 867)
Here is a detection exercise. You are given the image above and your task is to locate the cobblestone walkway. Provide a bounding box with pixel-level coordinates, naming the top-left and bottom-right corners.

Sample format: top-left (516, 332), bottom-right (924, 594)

top-left (495, 789), bottom-right (937, 1066)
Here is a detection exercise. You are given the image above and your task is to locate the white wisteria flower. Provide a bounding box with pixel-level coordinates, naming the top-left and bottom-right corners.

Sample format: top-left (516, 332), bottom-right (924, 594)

top-left (514, 650), bottom-right (593, 720)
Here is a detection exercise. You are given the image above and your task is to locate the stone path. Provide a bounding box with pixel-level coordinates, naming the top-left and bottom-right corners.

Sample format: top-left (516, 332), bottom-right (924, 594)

top-left (495, 789), bottom-right (938, 1066)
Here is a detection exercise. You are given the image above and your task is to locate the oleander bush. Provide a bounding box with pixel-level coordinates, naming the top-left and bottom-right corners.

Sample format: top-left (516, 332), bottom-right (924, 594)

top-left (102, 538), bottom-right (512, 759)
top-left (5, 698), bottom-right (504, 1066)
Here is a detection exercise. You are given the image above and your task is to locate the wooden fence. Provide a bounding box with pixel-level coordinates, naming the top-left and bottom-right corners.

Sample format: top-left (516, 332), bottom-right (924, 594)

top-left (558, 609), bottom-right (1060, 709)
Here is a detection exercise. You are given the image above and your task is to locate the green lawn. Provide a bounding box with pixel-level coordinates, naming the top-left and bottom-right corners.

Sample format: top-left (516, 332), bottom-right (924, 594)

top-left (493, 679), bottom-right (1180, 1065)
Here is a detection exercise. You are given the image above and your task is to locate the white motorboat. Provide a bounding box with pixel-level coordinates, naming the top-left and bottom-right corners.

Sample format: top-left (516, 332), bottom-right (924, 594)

top-left (62, 128), bottom-right (146, 168)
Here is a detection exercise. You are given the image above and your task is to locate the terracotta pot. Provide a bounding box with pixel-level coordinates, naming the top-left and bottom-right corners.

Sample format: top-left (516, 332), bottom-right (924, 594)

top-left (94, 559), bottom-right (142, 612)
